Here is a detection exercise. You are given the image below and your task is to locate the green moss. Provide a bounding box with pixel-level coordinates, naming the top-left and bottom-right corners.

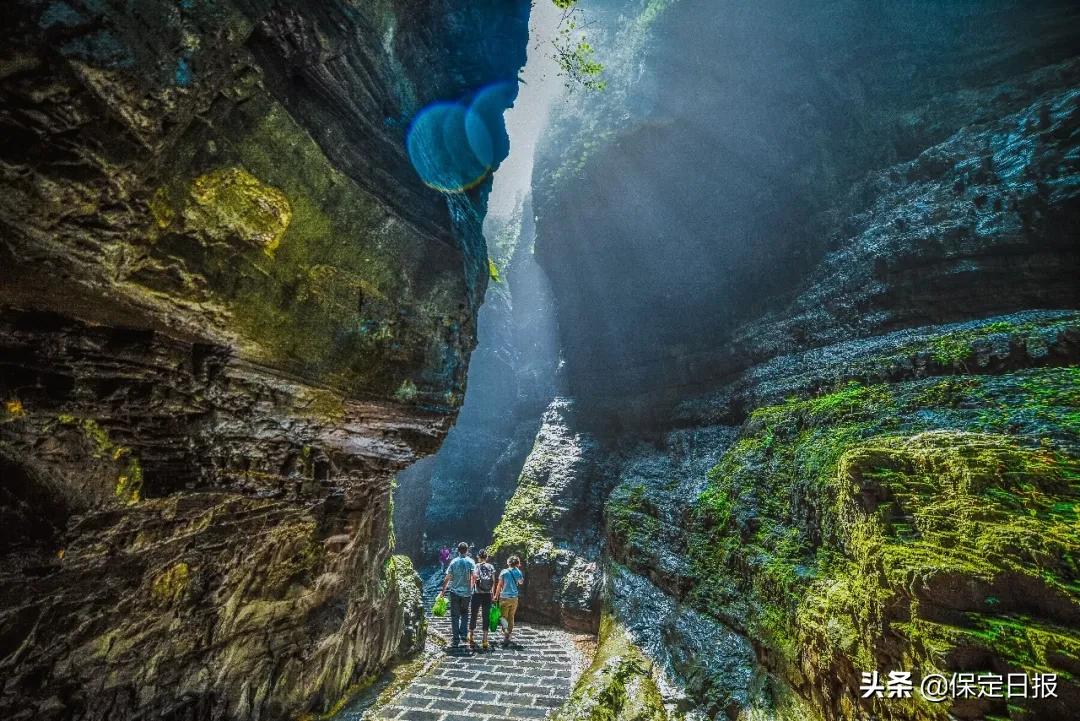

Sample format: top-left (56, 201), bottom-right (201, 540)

top-left (115, 457), bottom-right (143, 505)
top-left (185, 166), bottom-right (292, 256)
top-left (55, 415), bottom-right (145, 504)
top-left (961, 614), bottom-right (1080, 674)
top-left (3, 398), bottom-right (25, 423)
top-left (1020, 366), bottom-right (1080, 407)
top-left (929, 334), bottom-right (972, 366)
top-left (149, 186), bottom-right (175, 229)
top-left (552, 613), bottom-right (668, 721)
top-left (144, 93), bottom-right (470, 402)
top-left (811, 432), bottom-right (1080, 664)
top-left (881, 314), bottom-right (1077, 372)
top-left (489, 482), bottom-right (556, 559)
top-left (261, 519), bottom-right (324, 592)
top-left (81, 418), bottom-right (111, 457)
top-left (296, 264), bottom-right (387, 314)
top-left (387, 479), bottom-right (398, 553)
top-left (393, 380), bottom-right (418, 403)
top-left (296, 388), bottom-right (346, 422)
top-left (749, 380), bottom-right (891, 430)
top-left (913, 376), bottom-right (984, 408)
top-left (605, 483), bottom-right (662, 552)
top-left (685, 364), bottom-right (1080, 715)
top-left (696, 481), bottom-right (733, 527)
top-left (151, 561), bottom-right (190, 603)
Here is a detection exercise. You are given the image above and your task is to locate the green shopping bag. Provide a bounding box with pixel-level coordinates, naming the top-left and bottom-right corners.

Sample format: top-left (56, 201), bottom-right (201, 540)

top-left (432, 595), bottom-right (448, 617)
top-left (488, 603), bottom-right (501, 631)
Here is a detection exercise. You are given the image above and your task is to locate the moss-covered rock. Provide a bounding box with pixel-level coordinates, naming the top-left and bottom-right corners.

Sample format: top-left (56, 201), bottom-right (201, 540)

top-left (686, 367), bottom-right (1080, 719)
top-left (384, 554), bottom-right (426, 658)
top-left (183, 166), bottom-right (292, 257)
top-left (553, 614), bottom-right (669, 721)
top-left (0, 2), bottom-right (530, 720)
top-left (488, 397), bottom-right (604, 632)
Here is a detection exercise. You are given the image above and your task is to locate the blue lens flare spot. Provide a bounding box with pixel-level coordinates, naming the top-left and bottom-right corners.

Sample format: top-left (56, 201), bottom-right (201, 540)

top-left (407, 81), bottom-right (518, 193)
top-left (466, 81), bottom-right (517, 172)
top-left (407, 102), bottom-right (485, 192)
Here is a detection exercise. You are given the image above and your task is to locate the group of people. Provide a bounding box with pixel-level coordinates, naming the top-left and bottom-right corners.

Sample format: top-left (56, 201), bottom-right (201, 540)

top-left (438, 541), bottom-right (525, 650)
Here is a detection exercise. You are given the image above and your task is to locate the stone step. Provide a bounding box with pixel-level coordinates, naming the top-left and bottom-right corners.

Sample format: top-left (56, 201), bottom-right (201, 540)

top-left (362, 567), bottom-right (586, 721)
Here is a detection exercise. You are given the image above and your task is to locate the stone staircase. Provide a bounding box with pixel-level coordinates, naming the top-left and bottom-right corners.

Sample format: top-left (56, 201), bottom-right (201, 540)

top-left (367, 568), bottom-right (583, 721)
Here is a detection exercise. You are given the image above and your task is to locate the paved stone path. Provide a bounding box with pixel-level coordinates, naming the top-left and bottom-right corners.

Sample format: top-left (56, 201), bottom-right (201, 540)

top-left (364, 569), bottom-right (586, 721)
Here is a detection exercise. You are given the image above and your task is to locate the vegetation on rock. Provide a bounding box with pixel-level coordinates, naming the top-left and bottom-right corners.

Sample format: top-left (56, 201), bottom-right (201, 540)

top-left (552, 614), bottom-right (668, 721)
top-left (684, 367), bottom-right (1080, 719)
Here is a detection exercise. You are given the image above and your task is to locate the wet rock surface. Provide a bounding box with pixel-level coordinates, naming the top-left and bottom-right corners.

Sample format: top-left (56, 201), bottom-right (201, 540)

top-left (0, 1), bottom-right (528, 719)
top-left (534, 0), bottom-right (1080, 422)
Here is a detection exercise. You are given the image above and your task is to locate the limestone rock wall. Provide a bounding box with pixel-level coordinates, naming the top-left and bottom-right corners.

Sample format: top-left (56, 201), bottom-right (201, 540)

top-left (533, 0), bottom-right (1080, 424)
top-left (0, 1), bottom-right (528, 719)
top-left (507, 1), bottom-right (1080, 719)
top-left (488, 397), bottom-right (605, 634)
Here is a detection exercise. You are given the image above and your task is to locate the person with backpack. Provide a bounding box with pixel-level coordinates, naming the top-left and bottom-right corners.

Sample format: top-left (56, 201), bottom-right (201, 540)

top-left (468, 549), bottom-right (496, 650)
top-left (493, 555), bottom-right (525, 646)
top-left (438, 541), bottom-right (476, 647)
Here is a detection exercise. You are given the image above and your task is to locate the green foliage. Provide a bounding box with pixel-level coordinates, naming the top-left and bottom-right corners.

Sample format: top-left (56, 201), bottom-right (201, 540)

top-left (551, 2), bottom-right (606, 92)
top-left (554, 38), bottom-right (606, 92)
top-left (393, 380), bottom-right (418, 403)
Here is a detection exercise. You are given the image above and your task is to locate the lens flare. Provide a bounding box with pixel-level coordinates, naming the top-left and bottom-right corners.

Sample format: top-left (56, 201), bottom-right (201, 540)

top-left (406, 81), bottom-right (519, 193)
top-left (466, 81), bottom-right (517, 171)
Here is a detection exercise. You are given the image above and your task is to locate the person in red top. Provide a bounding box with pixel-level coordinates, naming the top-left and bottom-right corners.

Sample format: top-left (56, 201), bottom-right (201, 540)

top-left (438, 545), bottom-right (451, 572)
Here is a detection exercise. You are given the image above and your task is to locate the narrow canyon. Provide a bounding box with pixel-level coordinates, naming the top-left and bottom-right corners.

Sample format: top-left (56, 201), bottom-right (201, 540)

top-left (2, 2), bottom-right (1078, 721)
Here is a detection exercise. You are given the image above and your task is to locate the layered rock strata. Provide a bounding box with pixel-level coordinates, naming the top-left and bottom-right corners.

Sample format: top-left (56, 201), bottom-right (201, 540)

top-left (0, 1), bottom-right (528, 719)
top-left (500, 1), bottom-right (1080, 718)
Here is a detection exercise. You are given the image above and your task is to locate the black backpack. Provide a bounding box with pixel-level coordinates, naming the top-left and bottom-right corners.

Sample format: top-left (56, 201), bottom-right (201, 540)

top-left (476, 563), bottom-right (495, 593)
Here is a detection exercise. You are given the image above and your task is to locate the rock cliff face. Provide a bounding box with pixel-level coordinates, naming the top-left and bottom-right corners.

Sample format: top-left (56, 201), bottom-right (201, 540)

top-left (535, 0), bottom-right (1080, 423)
top-left (0, 1), bottom-right (528, 720)
top-left (488, 397), bottom-right (605, 633)
top-left (504, 1), bottom-right (1080, 719)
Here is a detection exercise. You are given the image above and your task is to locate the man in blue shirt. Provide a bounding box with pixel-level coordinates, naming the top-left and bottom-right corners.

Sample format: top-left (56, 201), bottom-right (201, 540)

top-left (439, 541), bottom-right (476, 647)
top-left (493, 555), bottom-right (525, 646)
